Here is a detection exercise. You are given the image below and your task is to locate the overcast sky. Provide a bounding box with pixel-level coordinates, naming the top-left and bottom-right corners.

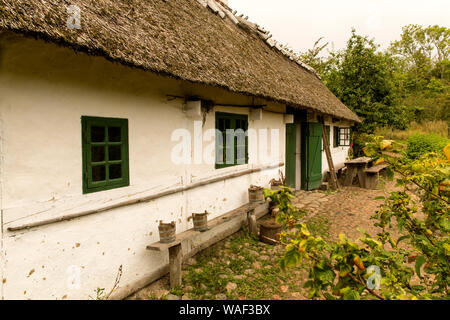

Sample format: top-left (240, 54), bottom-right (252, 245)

top-left (228, 0), bottom-right (450, 55)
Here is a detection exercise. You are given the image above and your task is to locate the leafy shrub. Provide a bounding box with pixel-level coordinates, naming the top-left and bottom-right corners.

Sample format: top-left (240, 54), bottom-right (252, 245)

top-left (279, 137), bottom-right (449, 300)
top-left (407, 134), bottom-right (450, 159)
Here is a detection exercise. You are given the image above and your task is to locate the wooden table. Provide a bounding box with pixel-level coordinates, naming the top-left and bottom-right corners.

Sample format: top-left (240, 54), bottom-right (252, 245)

top-left (344, 157), bottom-right (372, 187)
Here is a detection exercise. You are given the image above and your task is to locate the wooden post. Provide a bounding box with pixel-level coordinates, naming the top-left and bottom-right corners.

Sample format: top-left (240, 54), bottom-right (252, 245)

top-left (357, 165), bottom-right (367, 188)
top-left (320, 119), bottom-right (338, 189)
top-left (247, 208), bottom-right (258, 237)
top-left (344, 165), bottom-right (355, 186)
top-left (168, 244), bottom-right (182, 288)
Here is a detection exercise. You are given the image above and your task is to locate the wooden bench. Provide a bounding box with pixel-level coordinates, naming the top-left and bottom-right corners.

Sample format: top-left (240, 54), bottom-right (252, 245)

top-left (364, 163), bottom-right (390, 189)
top-left (146, 201), bottom-right (269, 288)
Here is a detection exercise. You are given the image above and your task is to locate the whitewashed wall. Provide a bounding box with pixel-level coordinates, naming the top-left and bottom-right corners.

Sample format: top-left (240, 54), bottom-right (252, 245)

top-left (0, 34), bottom-right (286, 299)
top-left (0, 33), bottom-right (355, 300)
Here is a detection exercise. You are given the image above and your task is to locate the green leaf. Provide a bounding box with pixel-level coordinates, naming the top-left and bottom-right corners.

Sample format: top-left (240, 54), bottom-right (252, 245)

top-left (396, 235), bottom-right (410, 245)
top-left (318, 270), bottom-right (336, 283)
top-left (415, 256), bottom-right (427, 279)
top-left (373, 196), bottom-right (385, 200)
top-left (439, 218), bottom-right (450, 232)
top-left (279, 258), bottom-right (286, 271)
top-left (284, 249), bottom-right (300, 268)
top-left (411, 285), bottom-right (425, 292)
top-left (343, 290), bottom-right (360, 300)
top-left (323, 292), bottom-right (337, 300)
top-left (386, 166), bottom-right (394, 180)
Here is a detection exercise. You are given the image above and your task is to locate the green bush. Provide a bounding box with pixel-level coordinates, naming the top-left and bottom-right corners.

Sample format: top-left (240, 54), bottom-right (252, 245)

top-left (407, 133), bottom-right (450, 159)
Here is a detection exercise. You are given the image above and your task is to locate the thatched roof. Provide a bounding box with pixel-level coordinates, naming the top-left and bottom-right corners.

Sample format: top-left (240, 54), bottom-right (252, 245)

top-left (0, 0), bottom-right (360, 122)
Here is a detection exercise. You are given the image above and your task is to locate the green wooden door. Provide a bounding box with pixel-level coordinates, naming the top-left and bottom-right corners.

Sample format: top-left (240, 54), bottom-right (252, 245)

top-left (285, 124), bottom-right (297, 189)
top-left (306, 123), bottom-right (323, 190)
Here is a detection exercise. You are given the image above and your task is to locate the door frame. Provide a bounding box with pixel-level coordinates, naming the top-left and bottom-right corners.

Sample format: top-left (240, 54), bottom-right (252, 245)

top-left (285, 107), bottom-right (307, 190)
top-left (285, 123), bottom-right (297, 189)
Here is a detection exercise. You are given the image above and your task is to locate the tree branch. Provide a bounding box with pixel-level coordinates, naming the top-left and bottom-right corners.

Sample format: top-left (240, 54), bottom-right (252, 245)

top-left (385, 158), bottom-right (449, 204)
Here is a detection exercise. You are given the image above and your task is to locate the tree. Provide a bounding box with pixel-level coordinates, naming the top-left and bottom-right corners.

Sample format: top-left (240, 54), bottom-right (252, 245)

top-left (299, 37), bottom-right (330, 76)
top-left (321, 30), bottom-right (404, 133)
top-left (301, 26), bottom-right (449, 131)
top-left (388, 25), bottom-right (449, 124)
top-left (390, 25), bottom-right (449, 81)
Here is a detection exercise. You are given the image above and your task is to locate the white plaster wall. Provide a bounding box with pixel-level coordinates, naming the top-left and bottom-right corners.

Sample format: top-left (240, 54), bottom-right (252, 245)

top-left (0, 34), bottom-right (286, 299)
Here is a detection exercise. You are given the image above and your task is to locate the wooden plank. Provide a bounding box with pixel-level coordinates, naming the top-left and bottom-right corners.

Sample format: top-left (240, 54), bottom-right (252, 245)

top-left (168, 244), bottom-right (182, 288)
top-left (345, 157), bottom-right (371, 164)
top-left (306, 122), bottom-right (323, 190)
top-left (357, 166), bottom-right (367, 188)
top-left (247, 209), bottom-right (258, 236)
top-left (364, 172), bottom-right (379, 189)
top-left (344, 166), bottom-right (355, 186)
top-left (363, 164), bottom-right (389, 189)
top-left (285, 123), bottom-right (297, 189)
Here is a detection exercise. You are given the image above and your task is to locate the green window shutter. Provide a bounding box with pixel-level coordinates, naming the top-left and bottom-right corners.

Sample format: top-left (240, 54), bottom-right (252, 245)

top-left (307, 123), bottom-right (323, 190)
top-left (285, 123), bottom-right (297, 189)
top-left (333, 126), bottom-right (339, 147)
top-left (82, 116), bottom-right (130, 194)
top-left (215, 112), bottom-right (249, 169)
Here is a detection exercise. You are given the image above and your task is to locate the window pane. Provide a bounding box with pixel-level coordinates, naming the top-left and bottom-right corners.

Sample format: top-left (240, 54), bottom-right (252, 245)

top-left (225, 119), bottom-right (231, 130)
top-left (215, 113), bottom-right (248, 168)
top-left (236, 144), bottom-right (245, 163)
top-left (108, 127), bottom-right (121, 142)
top-left (109, 164), bottom-right (122, 179)
top-left (91, 126), bottom-right (105, 142)
top-left (92, 165), bottom-right (106, 182)
top-left (216, 146), bottom-right (224, 164)
top-left (109, 145), bottom-right (122, 161)
top-left (91, 146), bottom-right (105, 162)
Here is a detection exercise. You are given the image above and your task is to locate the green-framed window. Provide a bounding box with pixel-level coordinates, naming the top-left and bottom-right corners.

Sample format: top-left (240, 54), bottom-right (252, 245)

top-left (333, 126), bottom-right (351, 147)
top-left (81, 116), bottom-right (130, 194)
top-left (322, 125), bottom-right (331, 151)
top-left (215, 112), bottom-right (248, 169)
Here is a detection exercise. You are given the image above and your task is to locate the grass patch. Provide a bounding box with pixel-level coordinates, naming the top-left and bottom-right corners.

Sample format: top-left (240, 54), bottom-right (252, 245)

top-left (406, 133), bottom-right (450, 159)
top-left (305, 215), bottom-right (330, 238)
top-left (180, 229), bottom-right (308, 300)
top-left (374, 120), bottom-right (449, 141)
